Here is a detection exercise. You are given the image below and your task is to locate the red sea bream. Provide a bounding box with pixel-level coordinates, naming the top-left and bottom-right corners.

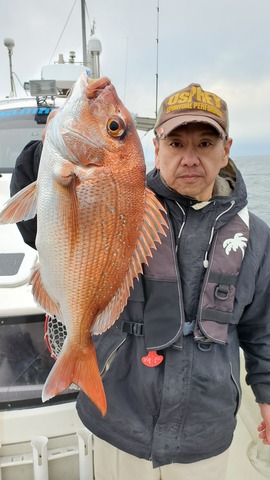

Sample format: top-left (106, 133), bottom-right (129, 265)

top-left (0, 73), bottom-right (167, 415)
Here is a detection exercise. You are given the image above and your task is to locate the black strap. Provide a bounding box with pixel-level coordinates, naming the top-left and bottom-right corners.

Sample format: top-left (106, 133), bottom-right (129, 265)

top-left (208, 272), bottom-right (238, 286)
top-left (120, 321), bottom-right (145, 336)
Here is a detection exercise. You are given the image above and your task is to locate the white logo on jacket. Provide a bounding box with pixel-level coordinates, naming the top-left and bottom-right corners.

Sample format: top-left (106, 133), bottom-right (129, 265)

top-left (223, 233), bottom-right (248, 257)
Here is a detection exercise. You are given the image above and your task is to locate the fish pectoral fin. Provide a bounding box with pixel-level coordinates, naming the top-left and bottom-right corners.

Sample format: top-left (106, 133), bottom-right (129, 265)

top-left (91, 188), bottom-right (168, 335)
top-left (30, 264), bottom-right (60, 318)
top-left (0, 181), bottom-right (37, 224)
top-left (142, 187), bottom-right (168, 246)
top-left (42, 339), bottom-right (107, 416)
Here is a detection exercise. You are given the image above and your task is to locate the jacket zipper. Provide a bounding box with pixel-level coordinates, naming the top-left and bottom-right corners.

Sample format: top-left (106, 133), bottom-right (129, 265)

top-left (230, 361), bottom-right (242, 414)
top-left (100, 337), bottom-right (127, 377)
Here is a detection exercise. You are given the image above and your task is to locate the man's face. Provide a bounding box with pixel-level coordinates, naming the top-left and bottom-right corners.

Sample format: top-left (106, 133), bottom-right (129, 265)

top-left (154, 123), bottom-right (232, 201)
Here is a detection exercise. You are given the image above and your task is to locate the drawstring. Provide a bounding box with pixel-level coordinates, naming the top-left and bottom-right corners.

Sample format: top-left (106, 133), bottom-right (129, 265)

top-left (203, 200), bottom-right (235, 268)
top-left (175, 201), bottom-right (186, 253)
top-left (203, 227), bottom-right (215, 268)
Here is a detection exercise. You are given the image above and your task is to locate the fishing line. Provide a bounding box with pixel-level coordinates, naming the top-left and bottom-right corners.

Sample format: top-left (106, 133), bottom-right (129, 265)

top-left (123, 36), bottom-right (129, 105)
top-left (155, 0), bottom-right (160, 118)
top-left (84, 0), bottom-right (93, 32)
top-left (48, 0), bottom-right (78, 64)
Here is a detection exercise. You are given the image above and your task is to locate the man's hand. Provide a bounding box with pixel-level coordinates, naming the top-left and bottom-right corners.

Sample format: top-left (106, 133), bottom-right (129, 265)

top-left (258, 403), bottom-right (270, 445)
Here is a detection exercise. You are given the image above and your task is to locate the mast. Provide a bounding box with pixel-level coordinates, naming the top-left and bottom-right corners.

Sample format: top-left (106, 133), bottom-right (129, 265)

top-left (81, 0), bottom-right (88, 66)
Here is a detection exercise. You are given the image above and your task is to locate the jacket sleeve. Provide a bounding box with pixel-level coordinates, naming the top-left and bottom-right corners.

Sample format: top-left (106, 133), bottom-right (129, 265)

top-left (237, 214), bottom-right (270, 404)
top-left (10, 140), bottom-right (42, 250)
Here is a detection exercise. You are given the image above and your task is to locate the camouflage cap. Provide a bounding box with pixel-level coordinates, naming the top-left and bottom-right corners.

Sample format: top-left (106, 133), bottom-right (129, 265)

top-left (154, 83), bottom-right (229, 139)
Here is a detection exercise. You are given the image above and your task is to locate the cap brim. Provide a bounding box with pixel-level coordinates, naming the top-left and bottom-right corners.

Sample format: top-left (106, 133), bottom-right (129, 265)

top-left (156, 115), bottom-right (226, 138)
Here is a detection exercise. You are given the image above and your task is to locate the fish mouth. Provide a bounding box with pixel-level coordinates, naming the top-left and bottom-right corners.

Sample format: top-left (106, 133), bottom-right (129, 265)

top-left (85, 76), bottom-right (112, 100)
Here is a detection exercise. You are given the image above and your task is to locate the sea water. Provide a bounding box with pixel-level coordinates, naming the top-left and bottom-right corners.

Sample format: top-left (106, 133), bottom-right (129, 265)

top-left (233, 155), bottom-right (270, 226)
top-left (145, 154), bottom-right (270, 227)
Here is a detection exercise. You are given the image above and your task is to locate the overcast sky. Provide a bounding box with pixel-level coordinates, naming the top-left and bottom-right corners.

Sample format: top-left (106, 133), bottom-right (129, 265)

top-left (1, 0), bottom-right (270, 158)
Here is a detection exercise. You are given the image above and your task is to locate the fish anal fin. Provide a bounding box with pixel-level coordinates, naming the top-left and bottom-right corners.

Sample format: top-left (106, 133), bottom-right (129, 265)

top-left (92, 189), bottom-right (168, 335)
top-left (30, 264), bottom-right (60, 318)
top-left (0, 181), bottom-right (37, 224)
top-left (42, 339), bottom-right (107, 416)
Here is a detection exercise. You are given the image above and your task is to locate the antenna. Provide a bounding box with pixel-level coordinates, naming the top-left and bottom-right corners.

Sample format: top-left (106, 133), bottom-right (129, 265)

top-left (4, 38), bottom-right (16, 97)
top-left (155, 0), bottom-right (160, 118)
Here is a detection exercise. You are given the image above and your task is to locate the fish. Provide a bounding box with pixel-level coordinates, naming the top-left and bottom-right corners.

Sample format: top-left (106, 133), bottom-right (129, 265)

top-left (0, 73), bottom-right (167, 416)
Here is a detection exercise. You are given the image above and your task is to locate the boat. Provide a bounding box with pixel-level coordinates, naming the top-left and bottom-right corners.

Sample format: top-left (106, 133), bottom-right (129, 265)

top-left (0, 50), bottom-right (97, 480)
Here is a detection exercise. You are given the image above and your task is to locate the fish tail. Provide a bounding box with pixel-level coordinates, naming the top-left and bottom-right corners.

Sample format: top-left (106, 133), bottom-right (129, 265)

top-left (42, 339), bottom-right (107, 416)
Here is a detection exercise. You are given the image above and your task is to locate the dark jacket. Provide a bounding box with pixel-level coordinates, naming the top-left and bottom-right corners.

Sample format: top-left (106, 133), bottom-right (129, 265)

top-left (10, 140), bottom-right (41, 249)
top-left (10, 141), bottom-right (270, 467)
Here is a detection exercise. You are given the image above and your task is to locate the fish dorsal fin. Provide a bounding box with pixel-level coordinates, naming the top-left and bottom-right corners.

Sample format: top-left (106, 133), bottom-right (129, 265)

top-left (91, 188), bottom-right (167, 335)
top-left (30, 263), bottom-right (60, 318)
top-left (0, 181), bottom-right (37, 224)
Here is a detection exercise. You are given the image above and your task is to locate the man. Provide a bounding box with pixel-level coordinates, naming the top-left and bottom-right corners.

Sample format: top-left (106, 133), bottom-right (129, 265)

top-left (10, 83), bottom-right (270, 479)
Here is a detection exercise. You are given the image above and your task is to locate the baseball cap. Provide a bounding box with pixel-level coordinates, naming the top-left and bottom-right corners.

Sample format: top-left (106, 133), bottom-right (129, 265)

top-left (154, 83), bottom-right (229, 139)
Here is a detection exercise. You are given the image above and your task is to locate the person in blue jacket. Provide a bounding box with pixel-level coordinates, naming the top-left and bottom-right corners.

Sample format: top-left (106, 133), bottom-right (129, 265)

top-left (10, 83), bottom-right (270, 480)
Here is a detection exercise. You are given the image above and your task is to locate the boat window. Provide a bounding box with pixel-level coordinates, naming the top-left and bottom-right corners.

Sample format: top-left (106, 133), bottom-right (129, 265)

top-left (0, 314), bottom-right (78, 409)
top-left (0, 106), bottom-right (54, 173)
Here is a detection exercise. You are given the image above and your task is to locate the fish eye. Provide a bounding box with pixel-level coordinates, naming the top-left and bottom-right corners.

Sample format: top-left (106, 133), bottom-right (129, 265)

top-left (106, 116), bottom-right (126, 137)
